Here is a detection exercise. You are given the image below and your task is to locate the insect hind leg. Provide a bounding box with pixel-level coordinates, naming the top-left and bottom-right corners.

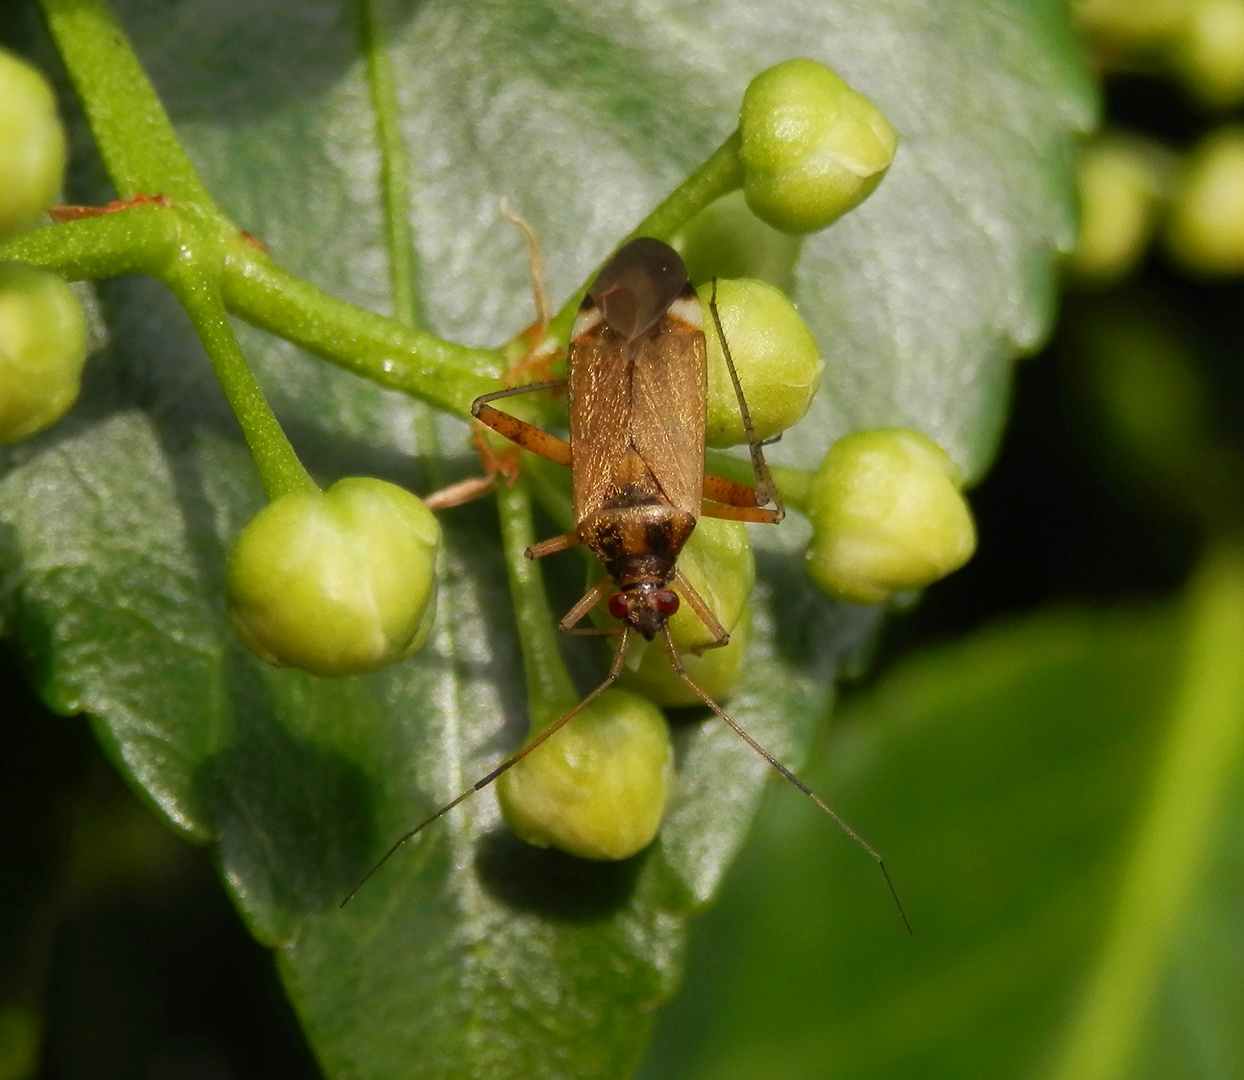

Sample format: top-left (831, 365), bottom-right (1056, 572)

top-left (429, 382), bottom-right (570, 509)
top-left (471, 385), bottom-right (572, 470)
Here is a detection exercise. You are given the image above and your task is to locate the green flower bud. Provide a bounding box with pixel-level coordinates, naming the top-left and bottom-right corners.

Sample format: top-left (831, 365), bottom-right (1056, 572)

top-left (592, 517), bottom-right (755, 653)
top-left (1069, 135), bottom-right (1171, 284)
top-left (1166, 127), bottom-right (1244, 273)
top-left (1075, 0), bottom-right (1192, 47)
top-left (697, 277), bottom-right (822, 448)
top-left (497, 688), bottom-right (673, 861)
top-left (739, 58), bottom-right (897, 235)
top-left (1174, 0), bottom-right (1244, 106)
top-left (0, 49), bottom-right (66, 238)
top-left (805, 428), bottom-right (976, 605)
top-left (227, 477), bottom-right (440, 676)
top-left (0, 263), bottom-right (87, 444)
top-left (619, 603), bottom-right (751, 708)
top-left (674, 190), bottom-right (803, 293)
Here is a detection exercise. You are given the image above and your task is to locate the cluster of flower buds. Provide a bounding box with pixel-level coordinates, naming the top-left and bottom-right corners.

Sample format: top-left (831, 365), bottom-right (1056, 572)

top-left (492, 61), bottom-right (980, 861)
top-left (1078, 0), bottom-right (1244, 107)
top-left (0, 46), bottom-right (976, 864)
top-left (1072, 0), bottom-right (1244, 280)
top-left (1071, 126), bottom-right (1244, 281)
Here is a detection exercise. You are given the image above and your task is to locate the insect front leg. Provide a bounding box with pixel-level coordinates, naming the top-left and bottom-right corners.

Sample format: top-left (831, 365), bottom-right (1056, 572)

top-left (498, 199), bottom-right (562, 384)
top-left (555, 577), bottom-right (621, 636)
top-left (499, 196), bottom-right (553, 335)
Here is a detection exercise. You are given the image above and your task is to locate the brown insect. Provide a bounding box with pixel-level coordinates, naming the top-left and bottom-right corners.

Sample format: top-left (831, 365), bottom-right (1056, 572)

top-left (343, 237), bottom-right (908, 930)
top-left (474, 236), bottom-right (784, 640)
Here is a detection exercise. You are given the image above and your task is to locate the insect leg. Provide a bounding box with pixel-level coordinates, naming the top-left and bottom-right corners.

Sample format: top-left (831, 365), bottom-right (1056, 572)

top-left (426, 383), bottom-right (570, 510)
top-left (702, 472), bottom-right (773, 508)
top-left (422, 475), bottom-right (500, 511)
top-left (699, 499), bottom-right (784, 525)
top-left (555, 576), bottom-right (615, 634)
top-left (496, 198), bottom-right (563, 382)
top-left (707, 280), bottom-right (786, 523)
top-left (473, 379), bottom-right (568, 409)
top-left (659, 625), bottom-right (912, 934)
top-left (472, 391), bottom-right (572, 469)
top-left (340, 628), bottom-right (635, 908)
top-left (526, 532), bottom-right (581, 560)
top-left (671, 568), bottom-right (731, 652)
top-left (699, 475), bottom-right (783, 521)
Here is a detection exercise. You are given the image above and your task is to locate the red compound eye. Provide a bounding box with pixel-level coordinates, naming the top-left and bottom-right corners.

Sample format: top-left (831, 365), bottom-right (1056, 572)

top-left (653, 588), bottom-right (680, 615)
top-left (607, 593), bottom-right (628, 620)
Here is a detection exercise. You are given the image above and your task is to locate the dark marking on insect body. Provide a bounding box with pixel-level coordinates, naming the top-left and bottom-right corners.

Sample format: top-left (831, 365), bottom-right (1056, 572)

top-left (584, 499), bottom-right (692, 589)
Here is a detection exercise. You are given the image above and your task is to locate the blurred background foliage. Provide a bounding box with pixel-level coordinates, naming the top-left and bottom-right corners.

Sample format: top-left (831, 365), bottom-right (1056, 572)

top-left (5, 0), bottom-right (1244, 1077)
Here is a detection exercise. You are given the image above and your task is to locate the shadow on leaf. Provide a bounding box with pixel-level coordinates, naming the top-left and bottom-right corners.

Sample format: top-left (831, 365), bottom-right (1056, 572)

top-left (474, 826), bottom-right (646, 921)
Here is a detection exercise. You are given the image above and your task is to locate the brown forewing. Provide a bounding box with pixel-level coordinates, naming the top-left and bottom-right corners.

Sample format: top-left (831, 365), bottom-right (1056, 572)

top-left (568, 307), bottom-right (706, 523)
top-left (628, 312), bottom-right (706, 517)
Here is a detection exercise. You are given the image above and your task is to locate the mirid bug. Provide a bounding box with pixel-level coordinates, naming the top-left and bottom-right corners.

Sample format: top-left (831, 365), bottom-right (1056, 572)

top-left (342, 238), bottom-right (909, 930)
top-left (476, 236), bottom-right (784, 638)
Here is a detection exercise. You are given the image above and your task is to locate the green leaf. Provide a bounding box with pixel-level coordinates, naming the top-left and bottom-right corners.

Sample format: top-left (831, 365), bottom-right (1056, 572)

top-left (640, 563), bottom-right (1244, 1080)
top-left (1, 1), bottom-right (1092, 1077)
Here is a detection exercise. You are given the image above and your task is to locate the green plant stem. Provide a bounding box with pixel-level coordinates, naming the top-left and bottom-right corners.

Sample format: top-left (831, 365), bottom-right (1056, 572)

top-left (358, 0), bottom-right (444, 480)
top-left (171, 262), bottom-right (316, 500)
top-left (544, 131), bottom-right (746, 346)
top-left (0, 216), bottom-right (502, 419)
top-left (1050, 542), bottom-right (1244, 1080)
top-left (221, 240), bottom-right (501, 417)
top-left (32, 0), bottom-right (312, 500)
top-left (37, 0), bottom-right (220, 209)
top-left (0, 208), bottom-right (179, 279)
top-left (30, 0), bottom-right (502, 427)
top-left (358, 0), bottom-right (419, 333)
top-left (494, 477), bottom-right (580, 730)
top-left (630, 131), bottom-right (746, 249)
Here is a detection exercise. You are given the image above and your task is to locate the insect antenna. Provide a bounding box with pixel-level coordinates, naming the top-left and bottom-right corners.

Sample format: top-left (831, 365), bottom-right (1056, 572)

top-left (707, 280), bottom-right (784, 520)
top-left (339, 628), bottom-right (634, 908)
top-left (499, 196), bottom-right (553, 333)
top-left (660, 626), bottom-right (913, 935)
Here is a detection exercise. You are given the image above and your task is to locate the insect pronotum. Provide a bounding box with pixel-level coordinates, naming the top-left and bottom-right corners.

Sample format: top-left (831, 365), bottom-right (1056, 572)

top-left (342, 238), bottom-right (909, 931)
